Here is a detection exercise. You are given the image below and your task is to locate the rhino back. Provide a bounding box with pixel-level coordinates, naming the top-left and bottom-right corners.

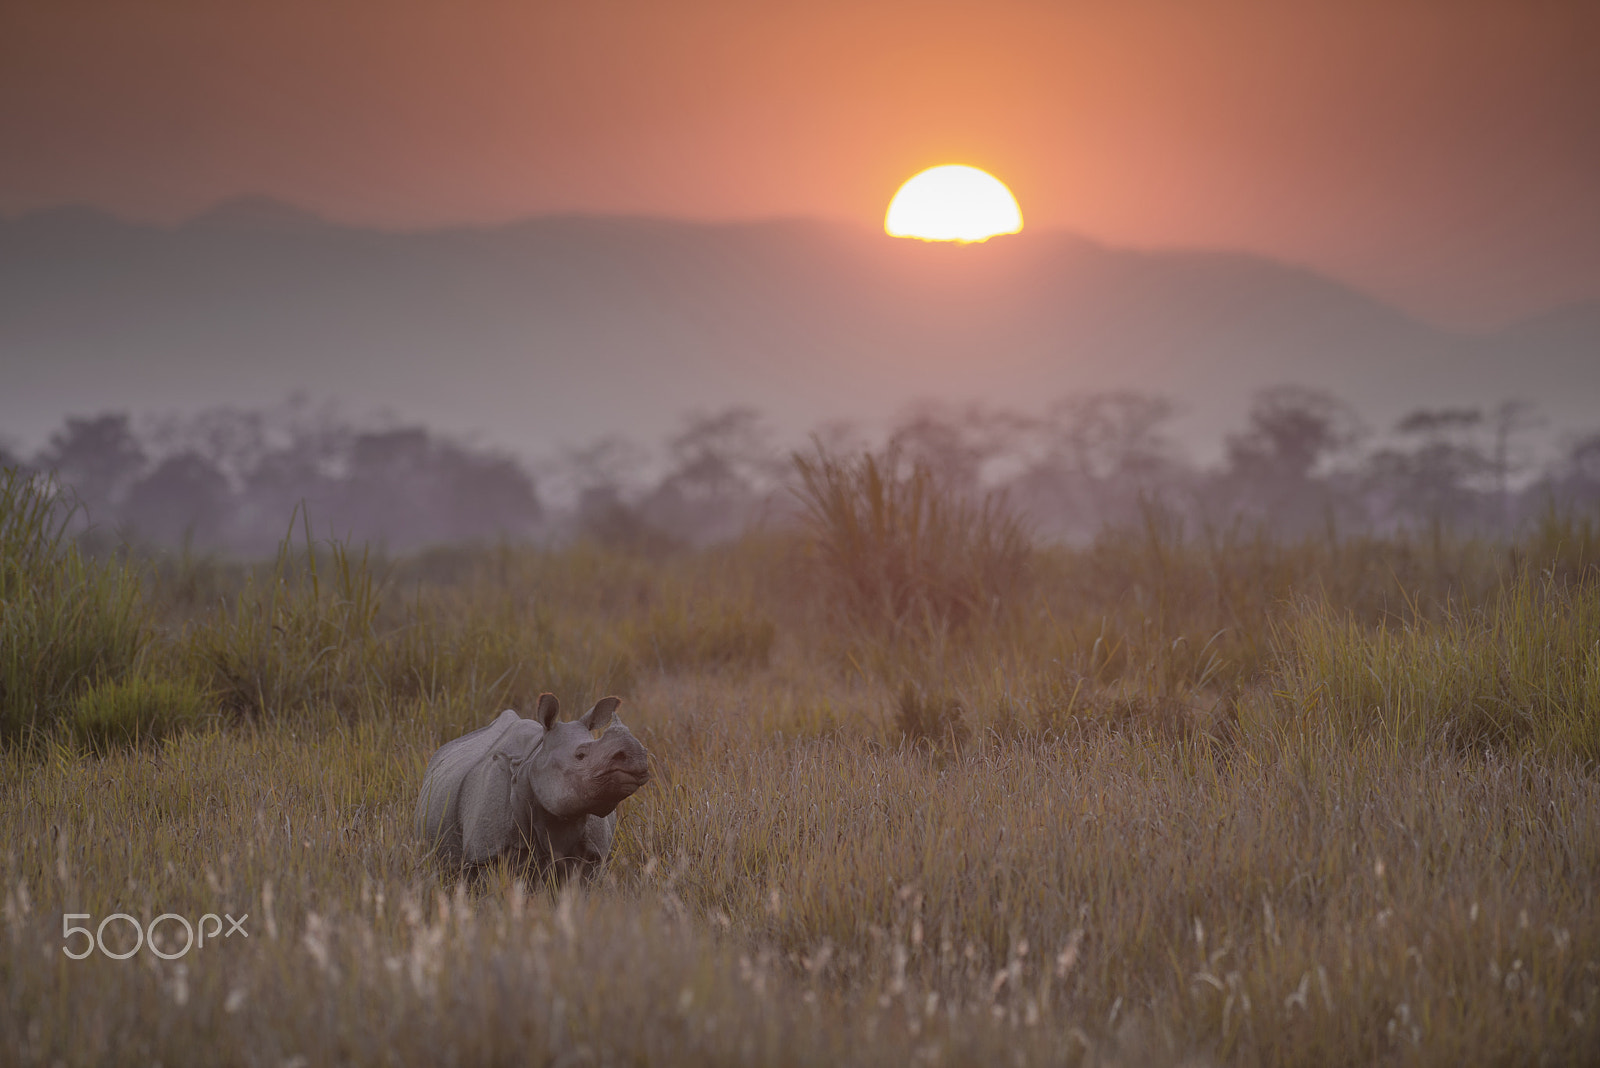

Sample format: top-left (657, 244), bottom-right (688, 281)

top-left (415, 709), bottom-right (526, 858)
top-left (458, 717), bottom-right (547, 866)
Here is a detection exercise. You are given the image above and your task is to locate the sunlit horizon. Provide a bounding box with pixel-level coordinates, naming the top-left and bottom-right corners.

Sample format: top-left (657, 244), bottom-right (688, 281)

top-left (885, 165), bottom-right (1023, 243)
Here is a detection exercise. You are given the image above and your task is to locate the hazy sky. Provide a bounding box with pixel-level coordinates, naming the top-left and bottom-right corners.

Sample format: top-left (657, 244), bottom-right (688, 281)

top-left (3, 0), bottom-right (1597, 327)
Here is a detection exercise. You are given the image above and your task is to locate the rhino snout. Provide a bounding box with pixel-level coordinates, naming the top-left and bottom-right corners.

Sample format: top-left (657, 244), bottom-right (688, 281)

top-left (597, 737), bottom-right (650, 791)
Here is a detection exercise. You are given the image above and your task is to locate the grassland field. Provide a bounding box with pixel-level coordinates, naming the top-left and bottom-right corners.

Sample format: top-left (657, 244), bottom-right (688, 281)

top-left (2, 462), bottom-right (1598, 1066)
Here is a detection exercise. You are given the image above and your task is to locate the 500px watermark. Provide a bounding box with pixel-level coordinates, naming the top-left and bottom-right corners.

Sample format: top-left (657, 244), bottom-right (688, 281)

top-left (62, 912), bottom-right (248, 960)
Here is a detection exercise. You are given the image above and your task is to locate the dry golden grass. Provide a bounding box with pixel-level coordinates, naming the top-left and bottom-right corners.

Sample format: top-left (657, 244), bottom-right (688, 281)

top-left (2, 469), bottom-right (1598, 1065)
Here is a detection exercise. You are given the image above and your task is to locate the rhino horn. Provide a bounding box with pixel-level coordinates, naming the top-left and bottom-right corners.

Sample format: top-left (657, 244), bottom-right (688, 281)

top-left (580, 696), bottom-right (623, 732)
top-left (536, 692), bottom-right (561, 730)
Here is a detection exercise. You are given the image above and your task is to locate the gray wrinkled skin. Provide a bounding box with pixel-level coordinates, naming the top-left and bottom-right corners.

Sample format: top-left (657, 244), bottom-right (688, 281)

top-left (415, 693), bottom-right (650, 881)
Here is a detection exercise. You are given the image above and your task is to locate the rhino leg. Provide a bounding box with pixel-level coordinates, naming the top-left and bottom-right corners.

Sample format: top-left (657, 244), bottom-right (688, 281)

top-left (583, 812), bottom-right (618, 871)
top-left (513, 811), bottom-right (617, 884)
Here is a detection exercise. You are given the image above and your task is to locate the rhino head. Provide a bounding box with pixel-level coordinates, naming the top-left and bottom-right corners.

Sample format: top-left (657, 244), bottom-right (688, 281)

top-left (520, 693), bottom-right (651, 821)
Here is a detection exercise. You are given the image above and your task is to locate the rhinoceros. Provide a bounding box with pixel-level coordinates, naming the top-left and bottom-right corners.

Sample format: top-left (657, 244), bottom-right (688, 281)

top-left (415, 693), bottom-right (650, 880)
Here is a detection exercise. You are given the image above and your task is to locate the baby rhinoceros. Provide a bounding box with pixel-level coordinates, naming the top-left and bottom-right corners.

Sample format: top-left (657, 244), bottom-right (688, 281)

top-left (415, 693), bottom-right (650, 881)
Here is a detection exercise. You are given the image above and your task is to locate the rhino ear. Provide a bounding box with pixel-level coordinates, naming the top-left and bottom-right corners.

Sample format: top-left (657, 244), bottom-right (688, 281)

top-left (580, 696), bottom-right (622, 732)
top-left (535, 692), bottom-right (561, 730)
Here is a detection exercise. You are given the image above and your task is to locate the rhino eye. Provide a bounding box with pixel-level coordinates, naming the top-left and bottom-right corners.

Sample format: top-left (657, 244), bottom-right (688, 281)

top-left (575, 748), bottom-right (588, 761)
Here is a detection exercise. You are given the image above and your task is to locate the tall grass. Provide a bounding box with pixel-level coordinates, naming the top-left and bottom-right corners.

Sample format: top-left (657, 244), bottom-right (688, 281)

top-left (1278, 568), bottom-right (1600, 757)
top-left (622, 596), bottom-right (777, 674)
top-left (4, 672), bottom-right (1596, 1065)
top-left (68, 674), bottom-right (212, 749)
top-left (0, 468), bottom-right (148, 741)
top-left (1519, 502), bottom-right (1600, 583)
top-left (4, 475), bottom-right (1600, 1064)
top-left (187, 521), bottom-right (390, 720)
top-left (793, 447), bottom-right (1030, 640)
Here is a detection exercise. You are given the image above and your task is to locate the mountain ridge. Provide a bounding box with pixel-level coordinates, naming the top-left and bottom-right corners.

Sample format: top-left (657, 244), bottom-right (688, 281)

top-left (3, 200), bottom-right (1595, 460)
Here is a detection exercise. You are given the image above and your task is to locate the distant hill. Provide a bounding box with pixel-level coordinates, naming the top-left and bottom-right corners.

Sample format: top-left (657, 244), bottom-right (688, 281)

top-left (3, 199), bottom-right (1597, 459)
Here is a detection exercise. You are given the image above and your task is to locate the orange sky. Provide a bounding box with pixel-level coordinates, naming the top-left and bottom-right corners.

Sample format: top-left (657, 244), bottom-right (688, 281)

top-left (3, 0), bottom-right (1597, 327)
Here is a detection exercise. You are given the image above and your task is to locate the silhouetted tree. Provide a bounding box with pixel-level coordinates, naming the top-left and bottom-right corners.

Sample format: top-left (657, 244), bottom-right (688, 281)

top-left (1221, 386), bottom-right (1363, 531)
top-left (1486, 400), bottom-right (1543, 533)
top-left (1367, 407), bottom-right (1491, 528)
top-left (122, 452), bottom-right (233, 548)
top-left (558, 436), bottom-right (675, 550)
top-left (429, 442), bottom-right (542, 543)
top-left (344, 427), bottom-right (435, 541)
top-left (1227, 387), bottom-right (1363, 484)
top-left (23, 403), bottom-right (550, 554)
top-left (1567, 433), bottom-right (1600, 496)
top-left (886, 402), bottom-right (1023, 500)
top-left (144, 404), bottom-right (271, 489)
top-left (642, 408), bottom-right (780, 543)
top-left (1532, 430), bottom-right (1600, 511)
top-left (338, 428), bottom-right (540, 549)
top-left (1050, 392), bottom-right (1176, 485)
top-left (36, 413), bottom-right (148, 519)
top-left (1011, 391), bottom-right (1182, 537)
top-left (563, 437), bottom-right (653, 500)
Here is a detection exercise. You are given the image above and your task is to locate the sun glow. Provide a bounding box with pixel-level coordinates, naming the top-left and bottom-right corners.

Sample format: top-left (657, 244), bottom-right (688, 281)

top-left (885, 165), bottom-right (1023, 243)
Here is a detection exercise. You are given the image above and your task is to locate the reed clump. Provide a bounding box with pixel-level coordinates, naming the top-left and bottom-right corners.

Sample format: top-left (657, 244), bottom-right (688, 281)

top-left (1278, 567), bottom-right (1600, 757)
top-left (792, 447), bottom-right (1030, 641)
top-left (184, 520), bottom-right (638, 732)
top-left (186, 526), bottom-right (389, 721)
top-left (68, 673), bottom-right (212, 749)
top-left (0, 469), bottom-right (148, 742)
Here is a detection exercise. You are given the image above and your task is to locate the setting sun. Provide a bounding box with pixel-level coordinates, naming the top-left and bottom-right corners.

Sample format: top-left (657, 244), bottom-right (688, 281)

top-left (884, 165), bottom-right (1023, 243)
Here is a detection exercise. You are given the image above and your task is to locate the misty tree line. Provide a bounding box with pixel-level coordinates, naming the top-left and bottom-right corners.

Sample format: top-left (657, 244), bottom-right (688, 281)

top-left (996, 389), bottom-right (1546, 540)
top-left (0, 397), bottom-right (541, 556)
top-left (781, 389), bottom-right (1597, 544)
top-left (5, 387), bottom-right (1600, 555)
